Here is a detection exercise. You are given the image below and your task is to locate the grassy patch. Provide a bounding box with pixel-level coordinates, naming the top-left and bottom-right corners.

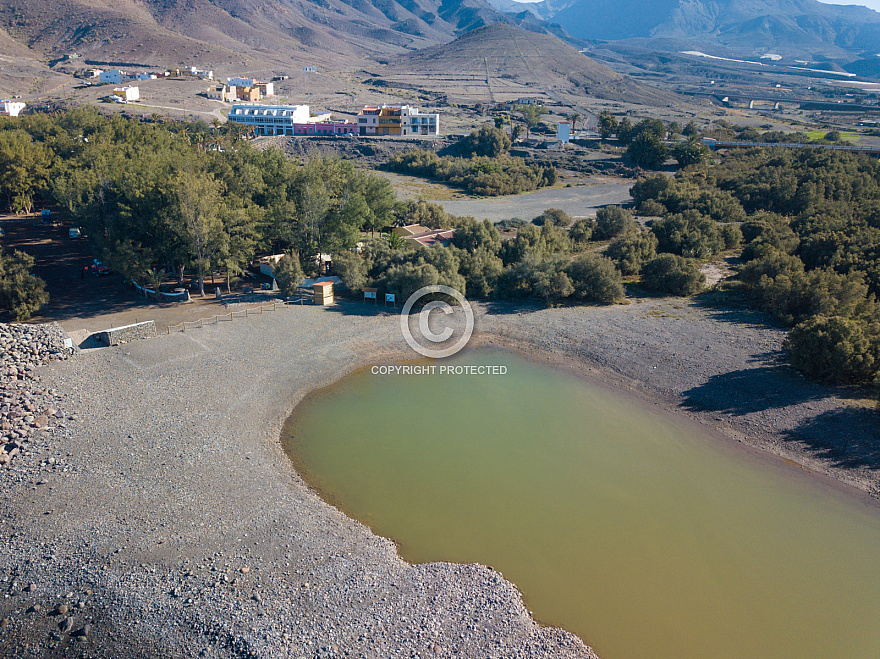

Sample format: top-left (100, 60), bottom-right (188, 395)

top-left (805, 130), bottom-right (859, 143)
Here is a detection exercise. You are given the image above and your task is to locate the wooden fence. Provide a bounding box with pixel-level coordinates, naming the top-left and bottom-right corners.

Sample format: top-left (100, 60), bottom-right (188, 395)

top-left (165, 299), bottom-right (305, 334)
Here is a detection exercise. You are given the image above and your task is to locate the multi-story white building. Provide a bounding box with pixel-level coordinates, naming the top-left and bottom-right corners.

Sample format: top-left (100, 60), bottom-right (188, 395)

top-left (228, 104), bottom-right (341, 136)
top-left (0, 100), bottom-right (26, 117)
top-left (99, 70), bottom-right (127, 85)
top-left (356, 105), bottom-right (439, 136)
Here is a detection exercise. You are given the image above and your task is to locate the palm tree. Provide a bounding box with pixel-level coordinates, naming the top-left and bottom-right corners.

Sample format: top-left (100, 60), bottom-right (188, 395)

top-left (386, 232), bottom-right (405, 250)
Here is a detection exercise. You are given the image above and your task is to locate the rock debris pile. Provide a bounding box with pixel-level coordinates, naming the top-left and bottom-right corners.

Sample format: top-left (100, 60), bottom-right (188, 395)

top-left (0, 323), bottom-right (72, 469)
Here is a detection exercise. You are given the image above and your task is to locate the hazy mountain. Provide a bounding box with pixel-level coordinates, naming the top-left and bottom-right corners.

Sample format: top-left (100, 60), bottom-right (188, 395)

top-left (493, 0), bottom-right (880, 59)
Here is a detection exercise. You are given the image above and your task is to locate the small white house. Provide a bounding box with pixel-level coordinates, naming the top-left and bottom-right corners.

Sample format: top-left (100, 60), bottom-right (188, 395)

top-left (100, 70), bottom-right (126, 85)
top-left (557, 121), bottom-right (571, 144)
top-left (114, 86), bottom-right (140, 101)
top-left (135, 73), bottom-right (157, 81)
top-left (0, 101), bottom-right (26, 117)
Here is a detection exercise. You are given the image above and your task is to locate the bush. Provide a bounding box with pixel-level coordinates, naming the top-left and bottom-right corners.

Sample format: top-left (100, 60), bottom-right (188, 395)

top-left (533, 208), bottom-right (572, 228)
top-left (273, 252), bottom-right (304, 296)
top-left (651, 210), bottom-right (725, 258)
top-left (388, 150), bottom-right (556, 197)
top-left (595, 206), bottom-right (637, 240)
top-left (626, 132), bottom-right (668, 170)
top-left (458, 126), bottom-right (511, 158)
top-left (720, 223), bottom-right (743, 250)
top-left (566, 253), bottom-right (624, 303)
top-left (606, 231), bottom-right (658, 275)
top-left (747, 267), bottom-right (873, 326)
top-left (784, 315), bottom-right (878, 383)
top-left (641, 254), bottom-right (705, 296)
top-left (451, 217), bottom-right (501, 253)
top-left (638, 199), bottom-right (667, 217)
top-left (332, 251), bottom-right (367, 291)
top-left (569, 219), bottom-right (596, 243)
top-left (454, 247), bottom-right (504, 298)
top-left (738, 250), bottom-right (804, 290)
top-left (0, 248), bottom-right (48, 320)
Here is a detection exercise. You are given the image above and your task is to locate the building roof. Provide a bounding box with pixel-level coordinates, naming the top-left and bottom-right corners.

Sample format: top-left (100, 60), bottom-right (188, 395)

top-left (406, 229), bottom-right (454, 248)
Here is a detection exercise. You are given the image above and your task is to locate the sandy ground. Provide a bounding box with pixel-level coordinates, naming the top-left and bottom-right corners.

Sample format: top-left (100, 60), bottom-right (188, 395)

top-left (1, 296), bottom-right (878, 657)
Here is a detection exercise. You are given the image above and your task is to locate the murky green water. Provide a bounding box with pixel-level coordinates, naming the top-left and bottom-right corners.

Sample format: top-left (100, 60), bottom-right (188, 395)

top-left (283, 349), bottom-right (880, 659)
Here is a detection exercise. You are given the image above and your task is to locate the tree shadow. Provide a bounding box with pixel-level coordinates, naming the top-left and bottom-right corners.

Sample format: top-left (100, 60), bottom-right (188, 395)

top-left (681, 363), bottom-right (833, 416)
top-left (783, 406), bottom-right (880, 472)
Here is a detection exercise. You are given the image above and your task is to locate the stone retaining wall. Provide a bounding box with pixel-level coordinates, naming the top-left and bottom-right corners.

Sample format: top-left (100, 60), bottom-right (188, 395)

top-left (97, 320), bottom-right (157, 346)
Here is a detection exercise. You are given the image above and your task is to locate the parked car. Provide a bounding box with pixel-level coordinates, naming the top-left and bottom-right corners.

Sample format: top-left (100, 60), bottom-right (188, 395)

top-left (69, 227), bottom-right (81, 239)
top-left (93, 260), bottom-right (110, 275)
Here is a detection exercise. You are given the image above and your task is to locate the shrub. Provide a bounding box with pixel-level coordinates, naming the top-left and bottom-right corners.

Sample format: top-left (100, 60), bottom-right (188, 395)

top-left (332, 251), bottom-right (367, 291)
top-left (595, 206), bottom-right (637, 240)
top-left (738, 250), bottom-right (804, 290)
top-left (0, 248), bottom-right (48, 320)
top-left (458, 126), bottom-right (511, 158)
top-left (784, 315), bottom-right (878, 383)
top-left (670, 141), bottom-right (710, 167)
top-left (566, 253), bottom-right (624, 303)
top-left (626, 132), bottom-right (668, 170)
top-left (651, 210), bottom-right (725, 258)
top-left (641, 254), bottom-right (705, 296)
top-left (451, 217), bottom-right (501, 253)
top-left (533, 208), bottom-right (572, 227)
top-left (720, 223), bottom-right (743, 250)
top-left (569, 219), bottom-right (596, 243)
top-left (638, 199), bottom-right (667, 217)
top-left (454, 247), bottom-right (504, 298)
top-left (273, 252), bottom-right (304, 297)
top-left (606, 231), bottom-right (658, 275)
top-left (748, 267), bottom-right (873, 326)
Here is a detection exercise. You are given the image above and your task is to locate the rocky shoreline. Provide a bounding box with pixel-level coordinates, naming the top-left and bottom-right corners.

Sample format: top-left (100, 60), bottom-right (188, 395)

top-left (0, 298), bottom-right (877, 658)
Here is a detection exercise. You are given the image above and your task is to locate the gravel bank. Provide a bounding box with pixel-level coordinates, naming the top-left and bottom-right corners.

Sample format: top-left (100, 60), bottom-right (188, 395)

top-left (1, 297), bottom-right (877, 657)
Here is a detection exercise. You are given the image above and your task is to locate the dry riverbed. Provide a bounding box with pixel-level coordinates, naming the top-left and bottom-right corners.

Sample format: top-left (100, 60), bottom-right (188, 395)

top-left (0, 296), bottom-right (877, 657)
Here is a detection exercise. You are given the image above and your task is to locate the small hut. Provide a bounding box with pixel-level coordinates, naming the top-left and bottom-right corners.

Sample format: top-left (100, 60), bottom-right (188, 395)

top-left (313, 280), bottom-right (334, 305)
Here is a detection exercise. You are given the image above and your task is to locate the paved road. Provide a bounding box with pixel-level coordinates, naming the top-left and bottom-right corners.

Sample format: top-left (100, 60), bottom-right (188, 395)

top-left (431, 179), bottom-right (634, 222)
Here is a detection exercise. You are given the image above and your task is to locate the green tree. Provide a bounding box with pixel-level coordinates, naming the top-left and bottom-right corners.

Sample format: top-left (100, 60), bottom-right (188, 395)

top-left (517, 105), bottom-right (547, 139)
top-left (273, 252), bottom-right (304, 296)
top-left (569, 219), bottom-right (596, 244)
top-left (332, 251), bottom-right (368, 291)
top-left (641, 254), bottom-right (705, 296)
top-left (459, 126), bottom-right (511, 158)
top-left (784, 315), bottom-right (878, 383)
top-left (0, 247), bottom-right (49, 320)
top-left (166, 171), bottom-right (225, 297)
top-left (0, 129), bottom-right (53, 213)
top-left (598, 111), bottom-right (618, 140)
top-left (670, 141), bottom-right (709, 168)
top-left (617, 117), bottom-right (634, 145)
top-left (627, 132), bottom-right (668, 170)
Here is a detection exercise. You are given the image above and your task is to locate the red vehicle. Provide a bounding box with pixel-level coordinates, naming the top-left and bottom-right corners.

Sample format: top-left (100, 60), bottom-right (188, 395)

top-left (82, 260), bottom-right (111, 277)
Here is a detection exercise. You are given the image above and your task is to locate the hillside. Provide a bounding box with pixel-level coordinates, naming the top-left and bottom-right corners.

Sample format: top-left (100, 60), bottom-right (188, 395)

top-left (0, 0), bottom-right (569, 71)
top-left (381, 24), bottom-right (677, 105)
top-left (547, 0), bottom-right (880, 59)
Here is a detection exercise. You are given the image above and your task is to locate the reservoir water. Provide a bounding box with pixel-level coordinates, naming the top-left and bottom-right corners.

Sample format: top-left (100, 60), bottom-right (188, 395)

top-left (283, 349), bottom-right (880, 659)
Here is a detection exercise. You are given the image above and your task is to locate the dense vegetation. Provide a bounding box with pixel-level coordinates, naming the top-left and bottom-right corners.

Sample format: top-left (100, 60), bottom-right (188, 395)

top-left (388, 127), bottom-right (557, 196)
top-left (0, 109), bottom-right (398, 298)
top-left (632, 147), bottom-right (880, 384)
top-left (0, 247), bottom-right (48, 320)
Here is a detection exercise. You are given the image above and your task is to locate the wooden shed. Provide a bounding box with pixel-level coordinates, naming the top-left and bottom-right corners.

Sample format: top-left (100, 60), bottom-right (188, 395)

top-left (313, 280), bottom-right (334, 305)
